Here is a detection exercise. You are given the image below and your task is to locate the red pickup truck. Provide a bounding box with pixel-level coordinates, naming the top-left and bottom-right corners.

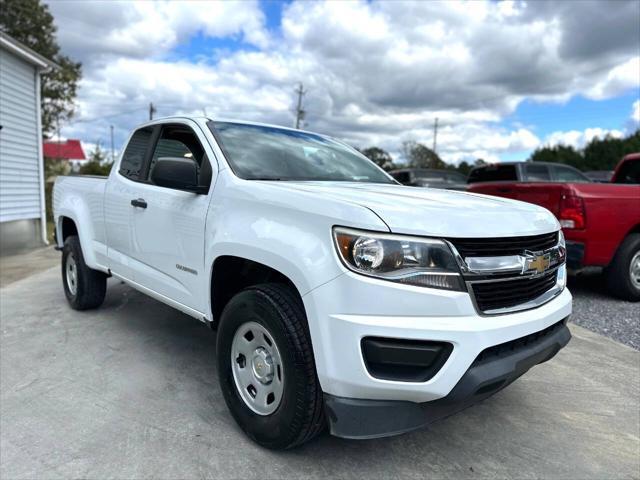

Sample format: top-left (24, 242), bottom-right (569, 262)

top-left (467, 154), bottom-right (640, 301)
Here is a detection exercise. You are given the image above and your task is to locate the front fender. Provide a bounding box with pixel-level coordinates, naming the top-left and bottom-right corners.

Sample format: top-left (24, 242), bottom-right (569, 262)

top-left (205, 173), bottom-right (389, 299)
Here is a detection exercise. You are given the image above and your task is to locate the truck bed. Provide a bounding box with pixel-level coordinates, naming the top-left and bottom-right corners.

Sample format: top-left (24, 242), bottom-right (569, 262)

top-left (53, 175), bottom-right (109, 267)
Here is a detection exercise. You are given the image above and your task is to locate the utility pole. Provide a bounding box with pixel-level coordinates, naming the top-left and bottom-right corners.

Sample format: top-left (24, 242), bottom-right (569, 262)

top-left (149, 102), bottom-right (156, 121)
top-left (110, 125), bottom-right (115, 163)
top-left (432, 117), bottom-right (439, 154)
top-left (294, 83), bottom-right (306, 129)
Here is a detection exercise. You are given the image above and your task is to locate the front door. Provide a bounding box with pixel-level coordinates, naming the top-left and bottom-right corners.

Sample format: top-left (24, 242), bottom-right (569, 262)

top-left (125, 121), bottom-right (215, 314)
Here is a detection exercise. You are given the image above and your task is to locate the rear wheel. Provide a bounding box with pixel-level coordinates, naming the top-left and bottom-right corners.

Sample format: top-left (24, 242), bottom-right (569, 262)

top-left (62, 235), bottom-right (107, 310)
top-left (605, 233), bottom-right (640, 302)
top-left (216, 283), bottom-right (325, 449)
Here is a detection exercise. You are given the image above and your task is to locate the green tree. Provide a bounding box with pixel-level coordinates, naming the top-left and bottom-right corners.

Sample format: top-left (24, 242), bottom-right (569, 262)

top-left (456, 160), bottom-right (472, 176)
top-left (360, 147), bottom-right (394, 171)
top-left (530, 145), bottom-right (583, 169)
top-left (583, 131), bottom-right (640, 171)
top-left (528, 130), bottom-right (640, 171)
top-left (0, 0), bottom-right (82, 136)
top-left (402, 141), bottom-right (446, 169)
top-left (80, 142), bottom-right (113, 176)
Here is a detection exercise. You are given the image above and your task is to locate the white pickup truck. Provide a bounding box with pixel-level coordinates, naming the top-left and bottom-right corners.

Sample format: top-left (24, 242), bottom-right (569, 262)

top-left (53, 116), bottom-right (572, 449)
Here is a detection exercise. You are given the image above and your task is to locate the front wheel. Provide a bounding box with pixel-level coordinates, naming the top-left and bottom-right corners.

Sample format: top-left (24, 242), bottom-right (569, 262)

top-left (605, 233), bottom-right (640, 302)
top-left (216, 283), bottom-right (325, 449)
top-left (62, 235), bottom-right (107, 310)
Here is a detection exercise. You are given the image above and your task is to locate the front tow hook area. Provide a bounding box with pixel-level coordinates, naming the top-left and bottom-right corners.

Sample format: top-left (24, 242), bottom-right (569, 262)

top-left (324, 318), bottom-right (571, 439)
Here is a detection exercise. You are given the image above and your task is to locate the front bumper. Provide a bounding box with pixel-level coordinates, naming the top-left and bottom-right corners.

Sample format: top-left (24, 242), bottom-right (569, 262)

top-left (303, 271), bottom-right (572, 404)
top-left (324, 318), bottom-right (571, 439)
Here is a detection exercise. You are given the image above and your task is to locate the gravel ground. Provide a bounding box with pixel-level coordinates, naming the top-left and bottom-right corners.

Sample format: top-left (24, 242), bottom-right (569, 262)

top-left (568, 269), bottom-right (640, 350)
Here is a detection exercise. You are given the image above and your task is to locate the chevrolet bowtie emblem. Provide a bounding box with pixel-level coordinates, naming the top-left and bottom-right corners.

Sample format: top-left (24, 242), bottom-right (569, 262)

top-left (527, 253), bottom-right (551, 274)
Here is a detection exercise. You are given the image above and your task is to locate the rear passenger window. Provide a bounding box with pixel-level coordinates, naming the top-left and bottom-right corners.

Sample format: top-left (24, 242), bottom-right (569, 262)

top-left (119, 127), bottom-right (153, 181)
top-left (467, 165), bottom-right (517, 183)
top-left (525, 164), bottom-right (551, 182)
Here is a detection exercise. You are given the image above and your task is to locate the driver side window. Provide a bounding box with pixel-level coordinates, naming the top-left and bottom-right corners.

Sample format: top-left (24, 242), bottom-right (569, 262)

top-left (147, 124), bottom-right (212, 191)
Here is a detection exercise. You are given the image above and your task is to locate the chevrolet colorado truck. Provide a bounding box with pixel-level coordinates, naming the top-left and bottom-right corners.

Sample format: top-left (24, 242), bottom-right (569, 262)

top-left (53, 117), bottom-right (572, 449)
top-left (467, 154), bottom-right (640, 301)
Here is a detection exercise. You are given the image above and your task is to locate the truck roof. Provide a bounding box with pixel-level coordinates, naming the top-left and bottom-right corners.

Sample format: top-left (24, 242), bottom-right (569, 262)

top-left (138, 115), bottom-right (321, 137)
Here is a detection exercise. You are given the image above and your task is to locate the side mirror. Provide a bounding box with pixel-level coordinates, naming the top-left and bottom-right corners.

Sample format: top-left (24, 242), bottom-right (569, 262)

top-left (150, 157), bottom-right (207, 194)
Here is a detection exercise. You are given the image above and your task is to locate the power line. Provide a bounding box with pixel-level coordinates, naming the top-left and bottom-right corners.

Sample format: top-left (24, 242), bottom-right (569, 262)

top-left (72, 106), bottom-right (148, 124)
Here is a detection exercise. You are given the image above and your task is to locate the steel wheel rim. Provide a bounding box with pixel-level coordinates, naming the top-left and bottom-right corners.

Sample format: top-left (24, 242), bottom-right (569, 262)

top-left (66, 253), bottom-right (78, 296)
top-left (231, 321), bottom-right (284, 416)
top-left (630, 251), bottom-right (640, 289)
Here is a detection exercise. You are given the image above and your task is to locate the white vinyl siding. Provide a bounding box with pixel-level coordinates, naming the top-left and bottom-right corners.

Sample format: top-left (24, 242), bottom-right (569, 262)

top-left (0, 47), bottom-right (41, 222)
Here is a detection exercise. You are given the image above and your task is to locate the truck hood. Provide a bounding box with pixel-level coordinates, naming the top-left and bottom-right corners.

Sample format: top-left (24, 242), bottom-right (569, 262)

top-left (262, 181), bottom-right (559, 238)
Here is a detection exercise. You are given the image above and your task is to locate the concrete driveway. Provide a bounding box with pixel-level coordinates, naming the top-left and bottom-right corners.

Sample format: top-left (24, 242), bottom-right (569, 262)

top-left (1, 266), bottom-right (639, 479)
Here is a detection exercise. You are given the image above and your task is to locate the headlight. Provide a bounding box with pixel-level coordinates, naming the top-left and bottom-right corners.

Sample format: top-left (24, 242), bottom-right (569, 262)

top-left (333, 227), bottom-right (465, 291)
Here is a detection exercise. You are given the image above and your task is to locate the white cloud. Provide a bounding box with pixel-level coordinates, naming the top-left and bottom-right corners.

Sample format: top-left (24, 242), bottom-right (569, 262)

top-left (632, 100), bottom-right (640, 124)
top-left (46, 0), bottom-right (269, 62)
top-left (47, 0), bottom-right (640, 164)
top-left (585, 57), bottom-right (640, 100)
top-left (544, 127), bottom-right (624, 150)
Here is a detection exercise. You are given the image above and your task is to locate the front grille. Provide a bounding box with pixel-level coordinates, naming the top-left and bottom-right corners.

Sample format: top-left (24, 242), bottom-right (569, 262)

top-left (474, 319), bottom-right (567, 365)
top-left (471, 270), bottom-right (558, 312)
top-left (448, 232), bottom-right (558, 257)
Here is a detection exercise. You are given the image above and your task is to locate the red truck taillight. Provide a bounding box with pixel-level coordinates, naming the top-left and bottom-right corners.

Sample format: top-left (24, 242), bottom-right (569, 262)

top-left (559, 193), bottom-right (585, 229)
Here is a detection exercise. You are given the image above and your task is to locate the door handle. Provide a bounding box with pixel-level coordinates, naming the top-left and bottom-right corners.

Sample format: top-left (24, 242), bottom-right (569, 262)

top-left (131, 198), bottom-right (147, 209)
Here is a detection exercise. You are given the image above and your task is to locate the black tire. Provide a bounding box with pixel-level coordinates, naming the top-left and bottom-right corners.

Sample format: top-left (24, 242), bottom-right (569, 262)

top-left (216, 283), bottom-right (325, 449)
top-left (61, 235), bottom-right (107, 310)
top-left (604, 233), bottom-right (640, 302)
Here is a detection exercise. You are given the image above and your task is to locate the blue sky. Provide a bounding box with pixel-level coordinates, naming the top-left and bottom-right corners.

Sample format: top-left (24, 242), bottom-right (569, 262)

top-left (507, 92), bottom-right (639, 139)
top-left (499, 91), bottom-right (639, 161)
top-left (170, 1), bottom-right (287, 63)
top-left (49, 0), bottom-right (640, 164)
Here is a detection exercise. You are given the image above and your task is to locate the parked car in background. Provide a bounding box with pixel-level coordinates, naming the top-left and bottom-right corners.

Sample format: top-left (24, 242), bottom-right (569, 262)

top-left (389, 168), bottom-right (467, 190)
top-left (467, 154), bottom-right (640, 301)
top-left (584, 170), bottom-right (613, 183)
top-left (467, 161), bottom-right (592, 185)
top-left (53, 116), bottom-right (572, 448)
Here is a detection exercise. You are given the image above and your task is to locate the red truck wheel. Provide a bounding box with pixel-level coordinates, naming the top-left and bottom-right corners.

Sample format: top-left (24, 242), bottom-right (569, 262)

top-left (605, 233), bottom-right (640, 302)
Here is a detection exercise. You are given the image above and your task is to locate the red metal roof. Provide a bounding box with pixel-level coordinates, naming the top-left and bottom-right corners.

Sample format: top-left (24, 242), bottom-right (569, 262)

top-left (43, 139), bottom-right (86, 160)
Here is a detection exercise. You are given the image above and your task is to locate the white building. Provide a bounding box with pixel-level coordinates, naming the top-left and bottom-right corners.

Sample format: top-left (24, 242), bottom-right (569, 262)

top-left (0, 32), bottom-right (54, 254)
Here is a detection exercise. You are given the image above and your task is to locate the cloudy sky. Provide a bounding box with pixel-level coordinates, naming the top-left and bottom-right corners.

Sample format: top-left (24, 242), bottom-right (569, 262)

top-left (47, 0), bottom-right (640, 164)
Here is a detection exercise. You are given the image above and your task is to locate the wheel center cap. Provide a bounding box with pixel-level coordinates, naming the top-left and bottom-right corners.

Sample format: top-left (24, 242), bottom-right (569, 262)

top-left (251, 348), bottom-right (273, 384)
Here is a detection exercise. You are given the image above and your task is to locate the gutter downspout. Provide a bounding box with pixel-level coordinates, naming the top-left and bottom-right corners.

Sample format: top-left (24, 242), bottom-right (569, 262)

top-left (35, 70), bottom-right (49, 246)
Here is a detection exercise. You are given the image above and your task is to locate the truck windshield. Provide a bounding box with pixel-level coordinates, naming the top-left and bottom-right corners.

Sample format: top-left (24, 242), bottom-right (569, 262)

top-left (209, 121), bottom-right (394, 183)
